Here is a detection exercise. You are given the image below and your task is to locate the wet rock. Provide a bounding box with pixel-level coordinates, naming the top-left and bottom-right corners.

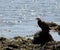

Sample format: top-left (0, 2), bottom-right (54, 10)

top-left (0, 37), bottom-right (6, 41)
top-left (46, 41), bottom-right (56, 46)
top-left (3, 47), bottom-right (13, 50)
top-left (0, 36), bottom-right (60, 50)
top-left (8, 44), bottom-right (18, 49)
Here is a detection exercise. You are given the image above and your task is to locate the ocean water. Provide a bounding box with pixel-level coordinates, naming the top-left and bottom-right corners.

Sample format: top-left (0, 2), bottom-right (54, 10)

top-left (0, 0), bottom-right (60, 41)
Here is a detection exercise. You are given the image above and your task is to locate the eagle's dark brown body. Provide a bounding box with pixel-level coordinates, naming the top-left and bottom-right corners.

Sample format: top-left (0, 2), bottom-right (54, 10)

top-left (33, 18), bottom-right (54, 46)
top-left (38, 20), bottom-right (50, 31)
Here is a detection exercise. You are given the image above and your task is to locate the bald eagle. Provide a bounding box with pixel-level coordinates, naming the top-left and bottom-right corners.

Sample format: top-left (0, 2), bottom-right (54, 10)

top-left (36, 18), bottom-right (50, 31)
top-left (33, 18), bottom-right (54, 46)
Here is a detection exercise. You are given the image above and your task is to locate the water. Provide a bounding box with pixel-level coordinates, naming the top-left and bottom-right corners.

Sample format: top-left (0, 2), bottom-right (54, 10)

top-left (0, 0), bottom-right (60, 41)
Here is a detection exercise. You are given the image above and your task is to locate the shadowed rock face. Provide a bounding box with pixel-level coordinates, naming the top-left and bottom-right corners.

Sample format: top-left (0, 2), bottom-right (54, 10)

top-left (33, 18), bottom-right (54, 46)
top-left (4, 48), bottom-right (13, 50)
top-left (0, 37), bottom-right (6, 41)
top-left (8, 44), bottom-right (18, 49)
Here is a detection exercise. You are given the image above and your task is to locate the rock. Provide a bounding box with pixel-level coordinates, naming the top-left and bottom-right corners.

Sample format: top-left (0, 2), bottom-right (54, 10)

top-left (0, 37), bottom-right (6, 41)
top-left (0, 36), bottom-right (60, 50)
top-left (8, 44), bottom-right (18, 49)
top-left (3, 47), bottom-right (13, 50)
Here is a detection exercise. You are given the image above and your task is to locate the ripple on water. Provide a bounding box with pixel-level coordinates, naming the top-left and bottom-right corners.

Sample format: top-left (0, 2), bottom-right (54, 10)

top-left (0, 0), bottom-right (60, 41)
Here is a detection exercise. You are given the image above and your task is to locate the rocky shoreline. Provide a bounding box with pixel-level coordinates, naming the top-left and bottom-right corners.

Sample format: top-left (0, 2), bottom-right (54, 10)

top-left (0, 36), bottom-right (60, 50)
